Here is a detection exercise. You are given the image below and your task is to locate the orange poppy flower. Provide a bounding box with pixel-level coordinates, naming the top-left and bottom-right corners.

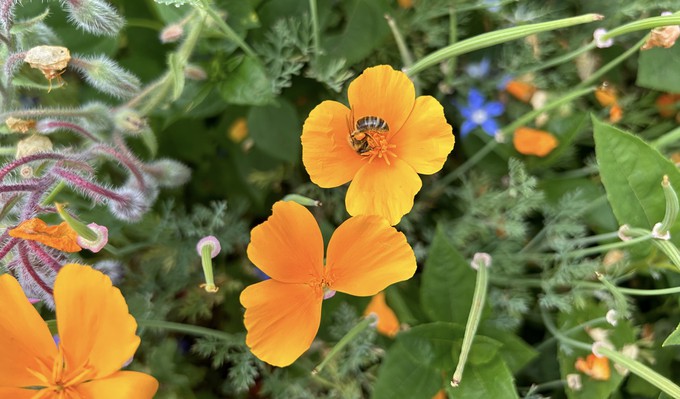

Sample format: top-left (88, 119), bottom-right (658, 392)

top-left (656, 93), bottom-right (680, 118)
top-left (364, 291), bottom-right (400, 337)
top-left (240, 201), bottom-right (416, 366)
top-left (301, 65), bottom-right (454, 225)
top-left (574, 353), bottom-right (611, 381)
top-left (432, 390), bottom-right (447, 399)
top-left (505, 80), bottom-right (536, 103)
top-left (594, 84), bottom-right (618, 107)
top-left (0, 264), bottom-right (158, 398)
top-left (513, 127), bottom-right (559, 157)
top-left (8, 218), bottom-right (82, 252)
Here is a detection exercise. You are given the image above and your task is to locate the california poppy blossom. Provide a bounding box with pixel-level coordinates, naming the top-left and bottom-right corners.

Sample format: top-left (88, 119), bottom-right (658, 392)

top-left (301, 65), bottom-right (454, 225)
top-left (574, 353), bottom-right (611, 381)
top-left (240, 201), bottom-right (416, 367)
top-left (0, 264), bottom-right (158, 398)
top-left (9, 218), bottom-right (82, 252)
top-left (513, 127), bottom-right (559, 157)
top-left (364, 291), bottom-right (400, 337)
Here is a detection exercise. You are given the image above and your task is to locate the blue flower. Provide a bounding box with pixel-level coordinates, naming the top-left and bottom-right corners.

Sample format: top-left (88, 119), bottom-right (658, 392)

top-left (465, 58), bottom-right (490, 79)
top-left (458, 89), bottom-right (504, 137)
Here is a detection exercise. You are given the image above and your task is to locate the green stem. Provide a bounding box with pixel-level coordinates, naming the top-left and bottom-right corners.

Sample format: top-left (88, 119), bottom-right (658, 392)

top-left (563, 231), bottom-right (621, 247)
top-left (451, 258), bottom-right (489, 387)
top-left (385, 14), bottom-right (419, 95)
top-left (312, 314), bottom-right (377, 375)
top-left (597, 346), bottom-right (680, 399)
top-left (198, 0), bottom-right (258, 59)
top-left (657, 176), bottom-right (679, 236)
top-left (601, 14), bottom-right (680, 41)
top-left (564, 234), bottom-right (651, 258)
top-left (200, 245), bottom-right (218, 292)
top-left (405, 14), bottom-right (603, 76)
top-left (55, 203), bottom-right (98, 241)
top-left (577, 36), bottom-right (646, 89)
top-left (652, 240), bottom-right (680, 271)
top-left (41, 181), bottom-right (66, 206)
top-left (519, 41), bottom-right (597, 75)
top-left (137, 318), bottom-right (235, 341)
top-left (309, 0), bottom-right (321, 56)
top-left (541, 310), bottom-right (592, 351)
top-left (652, 126), bottom-right (680, 150)
top-left (535, 317), bottom-right (607, 353)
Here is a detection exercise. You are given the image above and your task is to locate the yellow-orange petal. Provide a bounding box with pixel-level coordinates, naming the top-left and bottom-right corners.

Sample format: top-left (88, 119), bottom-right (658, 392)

top-left (0, 274), bottom-right (57, 388)
top-left (326, 215), bottom-right (416, 296)
top-left (609, 104), bottom-right (623, 123)
top-left (301, 100), bottom-right (364, 187)
top-left (75, 371), bottom-right (159, 399)
top-left (240, 279), bottom-right (323, 367)
top-left (345, 158), bottom-right (422, 225)
top-left (656, 93), bottom-right (680, 118)
top-left (348, 65), bottom-right (415, 137)
top-left (432, 390), bottom-right (447, 399)
top-left (55, 264), bottom-right (140, 380)
top-left (391, 95), bottom-right (454, 175)
top-left (594, 84), bottom-right (618, 107)
top-left (513, 127), bottom-right (559, 157)
top-left (8, 219), bottom-right (81, 252)
top-left (575, 353), bottom-right (610, 381)
top-left (0, 387), bottom-right (34, 398)
top-left (505, 80), bottom-right (536, 103)
top-left (247, 201), bottom-right (324, 283)
top-left (364, 291), bottom-right (400, 337)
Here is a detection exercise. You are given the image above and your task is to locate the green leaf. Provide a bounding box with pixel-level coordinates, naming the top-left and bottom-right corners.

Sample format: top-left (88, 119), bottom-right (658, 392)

top-left (372, 322), bottom-right (463, 399)
top-left (637, 44), bottom-right (680, 93)
top-left (420, 227), bottom-right (477, 324)
top-left (218, 56), bottom-right (274, 106)
top-left (449, 353), bottom-right (519, 399)
top-left (140, 127), bottom-right (159, 157)
top-left (480, 327), bottom-right (538, 372)
top-left (593, 117), bottom-right (680, 246)
top-left (662, 322), bottom-right (680, 346)
top-left (466, 335), bottom-right (502, 366)
top-left (247, 98), bottom-right (301, 163)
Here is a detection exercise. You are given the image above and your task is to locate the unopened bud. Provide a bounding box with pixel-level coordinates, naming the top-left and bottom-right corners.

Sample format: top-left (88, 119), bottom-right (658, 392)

top-left (113, 108), bottom-right (147, 135)
top-left (160, 23), bottom-right (184, 43)
top-left (282, 194), bottom-right (322, 207)
top-left (184, 64), bottom-right (207, 81)
top-left (69, 55), bottom-right (141, 99)
top-left (16, 134), bottom-right (52, 158)
top-left (62, 0), bottom-right (124, 36)
top-left (143, 159), bottom-right (191, 188)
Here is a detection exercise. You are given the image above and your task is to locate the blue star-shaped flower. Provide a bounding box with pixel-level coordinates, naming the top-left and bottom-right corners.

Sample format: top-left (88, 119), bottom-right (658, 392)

top-left (458, 89), bottom-right (505, 137)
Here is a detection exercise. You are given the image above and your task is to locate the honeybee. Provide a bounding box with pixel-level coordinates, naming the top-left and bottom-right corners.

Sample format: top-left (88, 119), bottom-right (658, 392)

top-left (348, 115), bottom-right (389, 154)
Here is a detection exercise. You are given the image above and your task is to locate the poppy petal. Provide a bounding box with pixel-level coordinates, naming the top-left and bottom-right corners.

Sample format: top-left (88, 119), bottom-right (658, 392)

top-left (55, 264), bottom-right (140, 380)
top-left (0, 387), bottom-right (34, 398)
top-left (364, 291), bottom-right (400, 337)
top-left (326, 215), bottom-right (416, 296)
top-left (75, 371), bottom-right (159, 399)
top-left (348, 65), bottom-right (415, 137)
top-left (0, 274), bottom-right (56, 388)
top-left (345, 159), bottom-right (422, 225)
top-left (247, 201), bottom-right (324, 283)
top-left (391, 96), bottom-right (454, 175)
top-left (240, 279), bottom-right (323, 367)
top-left (301, 100), bottom-right (364, 187)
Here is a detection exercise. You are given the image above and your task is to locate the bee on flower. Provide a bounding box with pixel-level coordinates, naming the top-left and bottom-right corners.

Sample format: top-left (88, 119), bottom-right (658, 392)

top-left (301, 65), bottom-right (454, 225)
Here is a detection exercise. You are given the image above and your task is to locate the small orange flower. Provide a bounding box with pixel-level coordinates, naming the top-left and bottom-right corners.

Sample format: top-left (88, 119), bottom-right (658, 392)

top-left (9, 218), bottom-right (82, 252)
top-left (575, 353), bottom-right (611, 381)
top-left (432, 390), bottom-right (447, 399)
top-left (656, 93), bottom-right (680, 118)
top-left (505, 80), bottom-right (536, 103)
top-left (228, 117), bottom-right (248, 143)
top-left (609, 104), bottom-right (623, 123)
top-left (301, 65), bottom-right (454, 225)
top-left (240, 201), bottom-right (416, 366)
top-left (513, 127), bottom-right (559, 157)
top-left (0, 264), bottom-right (159, 398)
top-left (364, 291), bottom-right (400, 337)
top-left (594, 84), bottom-right (618, 107)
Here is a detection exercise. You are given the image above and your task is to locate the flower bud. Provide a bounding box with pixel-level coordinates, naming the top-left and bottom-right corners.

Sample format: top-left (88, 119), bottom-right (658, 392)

top-left (282, 194), bottom-right (322, 207)
top-left (143, 159), bottom-right (191, 188)
top-left (113, 108), bottom-right (147, 135)
top-left (593, 28), bottom-right (614, 48)
top-left (184, 64), bottom-right (207, 81)
top-left (160, 23), bottom-right (184, 43)
top-left (62, 0), bottom-right (124, 36)
top-left (69, 55), bottom-right (141, 99)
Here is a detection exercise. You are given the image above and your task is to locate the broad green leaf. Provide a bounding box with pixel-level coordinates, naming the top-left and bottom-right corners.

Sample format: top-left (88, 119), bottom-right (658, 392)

top-left (218, 56), bottom-right (274, 106)
top-left (593, 117), bottom-right (680, 246)
top-left (637, 44), bottom-right (680, 93)
top-left (662, 322), bottom-right (680, 346)
top-left (466, 335), bottom-right (503, 365)
top-left (247, 98), bottom-right (301, 163)
top-left (480, 327), bottom-right (538, 372)
top-left (448, 353), bottom-right (519, 399)
top-left (420, 227), bottom-right (476, 324)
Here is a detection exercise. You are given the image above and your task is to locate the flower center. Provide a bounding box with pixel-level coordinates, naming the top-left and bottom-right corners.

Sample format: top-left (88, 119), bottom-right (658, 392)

top-left (362, 132), bottom-right (397, 165)
top-left (27, 348), bottom-right (95, 395)
top-left (471, 109), bottom-right (488, 125)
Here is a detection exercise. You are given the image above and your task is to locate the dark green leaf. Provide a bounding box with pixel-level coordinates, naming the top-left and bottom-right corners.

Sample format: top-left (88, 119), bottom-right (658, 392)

top-left (480, 327), bottom-right (538, 372)
top-left (247, 98), bottom-right (301, 163)
top-left (218, 56), bottom-right (274, 106)
top-left (637, 44), bottom-right (680, 93)
top-left (420, 227), bottom-right (477, 323)
top-left (662, 322), bottom-right (680, 346)
top-left (593, 117), bottom-right (680, 246)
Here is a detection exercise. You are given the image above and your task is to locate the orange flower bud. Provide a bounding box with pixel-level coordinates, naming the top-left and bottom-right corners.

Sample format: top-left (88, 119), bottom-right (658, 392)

top-left (505, 80), bottom-right (536, 103)
top-left (513, 127), bottom-right (559, 157)
top-left (656, 93), bottom-right (680, 118)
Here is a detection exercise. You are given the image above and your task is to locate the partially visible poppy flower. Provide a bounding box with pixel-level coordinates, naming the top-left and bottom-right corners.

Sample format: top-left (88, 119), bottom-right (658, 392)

top-left (397, 0), bottom-right (413, 8)
top-left (364, 291), bottom-right (400, 337)
top-left (302, 65), bottom-right (454, 225)
top-left (229, 117), bottom-right (248, 143)
top-left (656, 93), bottom-right (680, 118)
top-left (513, 127), bottom-right (559, 157)
top-left (240, 201), bottom-right (416, 366)
top-left (9, 218), bottom-right (82, 252)
top-left (595, 83), bottom-right (624, 123)
top-left (574, 353), bottom-right (611, 381)
top-left (432, 390), bottom-right (448, 399)
top-left (458, 89), bottom-right (504, 137)
top-left (0, 264), bottom-right (159, 398)
top-left (505, 79), bottom-right (536, 103)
